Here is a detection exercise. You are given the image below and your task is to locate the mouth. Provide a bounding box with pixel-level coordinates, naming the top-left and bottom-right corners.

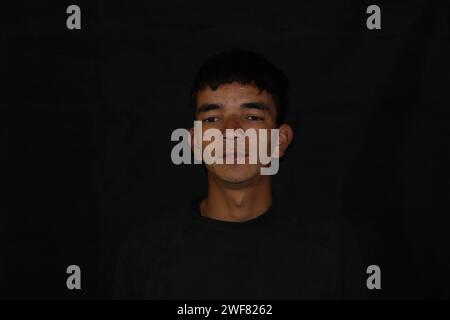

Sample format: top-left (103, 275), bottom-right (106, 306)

top-left (223, 153), bottom-right (249, 162)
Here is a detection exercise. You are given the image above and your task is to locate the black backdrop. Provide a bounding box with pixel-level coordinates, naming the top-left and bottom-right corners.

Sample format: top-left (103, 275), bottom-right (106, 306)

top-left (3, 0), bottom-right (450, 299)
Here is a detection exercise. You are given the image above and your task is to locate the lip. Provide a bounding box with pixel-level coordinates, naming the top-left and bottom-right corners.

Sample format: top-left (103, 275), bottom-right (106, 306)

top-left (222, 154), bottom-right (249, 162)
top-left (223, 153), bottom-right (247, 157)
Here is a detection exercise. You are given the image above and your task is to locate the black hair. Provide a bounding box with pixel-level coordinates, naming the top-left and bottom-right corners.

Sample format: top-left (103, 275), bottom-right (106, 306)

top-left (190, 50), bottom-right (289, 125)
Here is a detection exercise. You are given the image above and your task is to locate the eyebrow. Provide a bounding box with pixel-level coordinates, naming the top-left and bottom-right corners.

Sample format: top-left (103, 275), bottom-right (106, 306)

top-left (240, 102), bottom-right (270, 112)
top-left (196, 102), bottom-right (270, 115)
top-left (196, 103), bottom-right (223, 115)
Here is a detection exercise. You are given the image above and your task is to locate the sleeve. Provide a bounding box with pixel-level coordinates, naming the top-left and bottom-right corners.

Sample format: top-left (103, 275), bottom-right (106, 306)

top-left (112, 218), bottom-right (171, 300)
top-left (112, 236), bottom-right (139, 299)
top-left (339, 219), bottom-right (369, 299)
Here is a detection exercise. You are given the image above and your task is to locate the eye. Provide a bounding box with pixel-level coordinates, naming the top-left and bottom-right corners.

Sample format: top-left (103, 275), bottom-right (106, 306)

top-left (202, 116), bottom-right (220, 123)
top-left (246, 115), bottom-right (264, 121)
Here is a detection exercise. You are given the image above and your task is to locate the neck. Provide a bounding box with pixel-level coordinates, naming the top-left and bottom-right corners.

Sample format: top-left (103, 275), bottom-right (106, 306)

top-left (200, 175), bottom-right (272, 222)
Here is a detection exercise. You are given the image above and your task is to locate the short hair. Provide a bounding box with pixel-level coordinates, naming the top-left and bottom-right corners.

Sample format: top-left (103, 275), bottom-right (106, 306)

top-left (190, 50), bottom-right (289, 124)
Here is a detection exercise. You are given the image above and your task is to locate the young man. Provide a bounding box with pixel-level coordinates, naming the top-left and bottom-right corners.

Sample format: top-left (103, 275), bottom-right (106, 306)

top-left (113, 50), bottom-right (366, 299)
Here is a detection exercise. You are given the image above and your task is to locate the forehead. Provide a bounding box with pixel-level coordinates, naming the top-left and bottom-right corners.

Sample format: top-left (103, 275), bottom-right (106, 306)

top-left (196, 82), bottom-right (275, 107)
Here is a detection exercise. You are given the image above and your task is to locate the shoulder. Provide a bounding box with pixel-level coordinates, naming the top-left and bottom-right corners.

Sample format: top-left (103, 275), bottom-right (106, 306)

top-left (285, 213), bottom-right (367, 298)
top-left (112, 200), bottom-right (198, 298)
top-left (116, 204), bottom-right (192, 261)
top-left (278, 212), bottom-right (359, 253)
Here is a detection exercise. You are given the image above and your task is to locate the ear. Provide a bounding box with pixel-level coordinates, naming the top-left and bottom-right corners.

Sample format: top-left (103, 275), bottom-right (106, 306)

top-left (276, 124), bottom-right (293, 158)
top-left (189, 126), bottom-right (195, 151)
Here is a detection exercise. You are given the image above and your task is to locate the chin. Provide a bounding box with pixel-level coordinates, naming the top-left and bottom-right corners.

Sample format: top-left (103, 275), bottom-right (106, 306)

top-left (208, 164), bottom-right (262, 185)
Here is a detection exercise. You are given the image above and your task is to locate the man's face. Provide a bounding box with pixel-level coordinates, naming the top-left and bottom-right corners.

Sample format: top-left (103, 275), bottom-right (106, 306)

top-left (192, 82), bottom-right (279, 185)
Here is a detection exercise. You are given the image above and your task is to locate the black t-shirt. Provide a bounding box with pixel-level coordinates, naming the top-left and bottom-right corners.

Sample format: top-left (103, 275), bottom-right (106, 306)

top-left (113, 199), bottom-right (367, 299)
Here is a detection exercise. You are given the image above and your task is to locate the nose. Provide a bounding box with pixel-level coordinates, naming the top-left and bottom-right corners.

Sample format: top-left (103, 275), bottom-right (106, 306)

top-left (221, 116), bottom-right (242, 137)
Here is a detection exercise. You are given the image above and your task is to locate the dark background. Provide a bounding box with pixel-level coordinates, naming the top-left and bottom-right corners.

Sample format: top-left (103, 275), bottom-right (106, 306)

top-left (2, 0), bottom-right (449, 299)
